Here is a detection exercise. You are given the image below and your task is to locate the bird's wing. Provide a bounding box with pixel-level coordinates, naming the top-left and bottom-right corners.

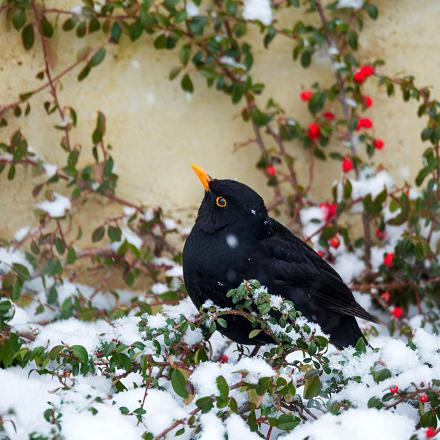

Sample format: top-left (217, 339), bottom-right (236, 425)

top-left (255, 219), bottom-right (379, 324)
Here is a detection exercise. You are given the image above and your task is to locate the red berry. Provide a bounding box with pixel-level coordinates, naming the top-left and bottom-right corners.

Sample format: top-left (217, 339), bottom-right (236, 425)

top-left (317, 250), bottom-right (325, 257)
top-left (319, 202), bottom-right (337, 223)
top-left (426, 427), bottom-right (437, 438)
top-left (353, 70), bottom-right (366, 83)
top-left (389, 385), bottom-right (399, 394)
top-left (219, 354), bottom-right (229, 363)
top-left (300, 90), bottom-right (313, 101)
top-left (360, 64), bottom-right (375, 76)
top-left (322, 111), bottom-right (335, 121)
top-left (265, 165), bottom-right (276, 176)
top-left (356, 117), bottom-right (373, 131)
top-left (419, 393), bottom-right (429, 403)
top-left (307, 122), bottom-right (320, 140)
top-left (381, 291), bottom-right (390, 302)
top-left (384, 252), bottom-right (395, 267)
top-left (342, 157), bottom-right (353, 173)
top-left (392, 306), bottom-right (403, 319)
top-left (374, 138), bottom-right (384, 150)
top-left (375, 227), bottom-right (385, 239)
top-left (329, 236), bottom-right (340, 249)
top-left (363, 95), bottom-right (373, 108)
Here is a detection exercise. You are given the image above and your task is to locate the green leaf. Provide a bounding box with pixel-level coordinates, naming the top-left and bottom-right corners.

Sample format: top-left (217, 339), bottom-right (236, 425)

top-left (92, 226), bottom-right (105, 242)
top-left (216, 317), bottom-right (227, 328)
top-left (364, 3), bottom-right (379, 19)
top-left (308, 92), bottom-right (326, 114)
top-left (181, 74), bottom-right (194, 93)
top-left (66, 247), bottom-right (77, 264)
top-left (300, 50), bottom-right (311, 68)
top-left (55, 237), bottom-right (66, 255)
top-left (179, 44), bottom-right (191, 65)
top-left (169, 66), bottom-right (182, 80)
top-left (110, 22), bottom-right (122, 43)
top-left (250, 107), bottom-right (271, 126)
top-left (12, 8), bottom-right (26, 31)
top-left (63, 16), bottom-right (78, 32)
top-left (387, 193), bottom-right (409, 225)
top-left (249, 329), bottom-right (261, 339)
top-left (108, 226), bottom-right (122, 242)
top-left (188, 16), bottom-right (207, 35)
top-left (77, 65), bottom-right (91, 81)
top-left (367, 396), bottom-right (383, 408)
top-left (71, 345), bottom-right (88, 362)
top-left (355, 337), bottom-right (366, 353)
top-left (171, 368), bottom-right (189, 398)
top-left (372, 368), bottom-right (392, 383)
top-left (196, 396), bottom-right (213, 413)
top-left (90, 48), bottom-right (106, 67)
top-left (12, 263), bottom-right (31, 281)
top-left (216, 375), bottom-right (229, 401)
top-left (277, 414), bottom-right (301, 431)
top-left (92, 111), bottom-right (106, 144)
top-left (21, 24), bottom-right (34, 50)
top-left (41, 16), bottom-right (54, 38)
top-left (303, 375), bottom-right (321, 398)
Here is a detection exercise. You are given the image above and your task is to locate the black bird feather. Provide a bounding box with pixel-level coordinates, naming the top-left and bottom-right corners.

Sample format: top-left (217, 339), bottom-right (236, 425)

top-left (183, 177), bottom-right (378, 349)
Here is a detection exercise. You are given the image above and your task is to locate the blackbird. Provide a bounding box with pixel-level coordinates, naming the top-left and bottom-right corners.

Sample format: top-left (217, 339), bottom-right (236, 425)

top-left (183, 164), bottom-right (378, 348)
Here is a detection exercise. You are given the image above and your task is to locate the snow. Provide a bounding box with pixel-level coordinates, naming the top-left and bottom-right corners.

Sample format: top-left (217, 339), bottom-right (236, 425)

top-left (153, 256), bottom-right (184, 277)
top-left (32, 315), bottom-right (143, 352)
top-left (300, 206), bottom-right (325, 240)
top-left (36, 192), bottom-right (71, 218)
top-left (226, 233), bottom-right (239, 248)
top-left (191, 358), bottom-right (274, 396)
top-left (242, 0), bottom-right (272, 25)
top-left (151, 282), bottom-right (170, 294)
top-left (282, 409), bottom-right (415, 440)
top-left (43, 162), bottom-right (58, 178)
top-left (380, 339), bottom-right (419, 372)
top-left (111, 226), bottom-right (143, 250)
top-left (186, 1), bottom-right (199, 17)
top-left (116, 389), bottom-right (186, 436)
top-left (350, 169), bottom-right (394, 200)
top-left (0, 247), bottom-right (33, 273)
top-left (14, 225), bottom-right (30, 241)
top-left (219, 56), bottom-right (247, 70)
top-left (331, 249), bottom-right (365, 283)
top-left (62, 405), bottom-right (141, 440)
top-left (336, 0), bottom-right (364, 9)
top-left (226, 414), bottom-right (261, 439)
top-left (199, 413), bottom-right (226, 440)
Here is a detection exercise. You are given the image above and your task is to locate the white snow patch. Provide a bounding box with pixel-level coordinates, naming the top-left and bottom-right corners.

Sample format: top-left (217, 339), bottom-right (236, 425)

top-left (186, 1), bottom-right (199, 17)
top-left (282, 408), bottom-right (415, 440)
top-left (242, 0), bottom-right (272, 25)
top-left (14, 226), bottom-right (30, 242)
top-left (226, 234), bottom-right (239, 248)
top-left (336, 0), bottom-right (364, 9)
top-left (36, 192), bottom-right (71, 218)
top-left (43, 162), bottom-right (58, 178)
top-left (226, 414), bottom-right (261, 439)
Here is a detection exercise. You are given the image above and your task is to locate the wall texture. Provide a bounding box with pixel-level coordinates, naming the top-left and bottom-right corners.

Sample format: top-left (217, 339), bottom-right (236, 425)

top-left (1, 0), bottom-right (439, 239)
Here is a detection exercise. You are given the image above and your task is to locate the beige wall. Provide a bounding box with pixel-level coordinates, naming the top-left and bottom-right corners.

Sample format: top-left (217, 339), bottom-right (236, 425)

top-left (1, 1), bottom-right (439, 239)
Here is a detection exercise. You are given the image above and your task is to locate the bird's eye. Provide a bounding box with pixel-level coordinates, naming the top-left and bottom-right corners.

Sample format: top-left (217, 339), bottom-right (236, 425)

top-left (216, 196), bottom-right (227, 208)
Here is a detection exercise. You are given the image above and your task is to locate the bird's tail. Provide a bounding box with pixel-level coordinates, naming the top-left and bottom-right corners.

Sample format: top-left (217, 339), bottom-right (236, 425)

top-left (331, 315), bottom-right (367, 350)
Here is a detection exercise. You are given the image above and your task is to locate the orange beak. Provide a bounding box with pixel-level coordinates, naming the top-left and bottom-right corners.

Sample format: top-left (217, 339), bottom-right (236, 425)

top-left (191, 164), bottom-right (211, 191)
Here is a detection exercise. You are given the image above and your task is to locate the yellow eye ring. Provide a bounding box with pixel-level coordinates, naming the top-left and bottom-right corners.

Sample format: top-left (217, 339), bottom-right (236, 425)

top-left (216, 196), bottom-right (227, 208)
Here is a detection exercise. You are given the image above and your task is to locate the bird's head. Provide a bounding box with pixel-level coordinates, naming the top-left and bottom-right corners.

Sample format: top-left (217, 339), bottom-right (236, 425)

top-left (191, 164), bottom-right (268, 234)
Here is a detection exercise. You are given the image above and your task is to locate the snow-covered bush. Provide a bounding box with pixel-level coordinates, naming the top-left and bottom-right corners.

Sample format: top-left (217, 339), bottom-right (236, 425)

top-left (0, 0), bottom-right (439, 439)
